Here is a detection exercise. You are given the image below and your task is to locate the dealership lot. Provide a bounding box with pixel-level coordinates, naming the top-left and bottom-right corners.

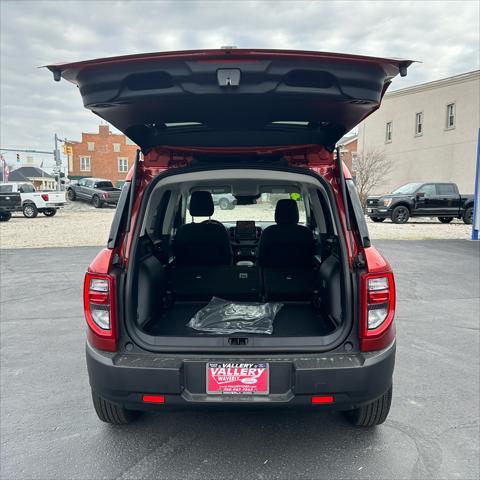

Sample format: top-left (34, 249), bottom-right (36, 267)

top-left (0, 202), bottom-right (474, 249)
top-left (0, 240), bottom-right (478, 479)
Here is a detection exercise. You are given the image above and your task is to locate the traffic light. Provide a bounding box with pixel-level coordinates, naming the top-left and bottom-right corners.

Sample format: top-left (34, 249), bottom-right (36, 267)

top-left (63, 144), bottom-right (73, 156)
top-left (16, 153), bottom-right (20, 163)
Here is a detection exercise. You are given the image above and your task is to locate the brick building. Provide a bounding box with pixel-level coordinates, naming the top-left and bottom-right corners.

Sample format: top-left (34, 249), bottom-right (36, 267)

top-left (66, 125), bottom-right (138, 186)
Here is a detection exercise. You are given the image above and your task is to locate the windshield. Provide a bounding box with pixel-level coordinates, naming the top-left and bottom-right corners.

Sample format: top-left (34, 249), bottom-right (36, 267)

top-left (187, 193), bottom-right (306, 224)
top-left (391, 183), bottom-right (422, 195)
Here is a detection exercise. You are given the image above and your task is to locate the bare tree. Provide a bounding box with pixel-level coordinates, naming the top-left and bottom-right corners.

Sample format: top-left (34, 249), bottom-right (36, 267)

top-left (352, 148), bottom-right (392, 209)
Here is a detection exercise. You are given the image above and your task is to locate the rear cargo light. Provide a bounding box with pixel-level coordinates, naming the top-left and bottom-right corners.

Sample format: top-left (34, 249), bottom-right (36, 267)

top-left (360, 272), bottom-right (396, 352)
top-left (83, 272), bottom-right (117, 351)
top-left (142, 394), bottom-right (165, 404)
top-left (41, 194), bottom-right (49, 201)
top-left (102, 192), bottom-right (109, 199)
top-left (311, 395), bottom-right (334, 404)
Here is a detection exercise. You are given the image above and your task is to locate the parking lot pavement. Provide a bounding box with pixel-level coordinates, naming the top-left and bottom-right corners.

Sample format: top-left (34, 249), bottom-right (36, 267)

top-left (0, 241), bottom-right (479, 480)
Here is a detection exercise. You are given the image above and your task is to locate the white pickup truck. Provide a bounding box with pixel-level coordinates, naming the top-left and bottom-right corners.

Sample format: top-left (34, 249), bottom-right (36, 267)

top-left (0, 182), bottom-right (66, 218)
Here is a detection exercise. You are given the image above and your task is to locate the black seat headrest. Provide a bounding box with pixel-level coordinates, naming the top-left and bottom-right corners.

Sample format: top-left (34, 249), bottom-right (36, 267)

top-left (275, 199), bottom-right (299, 224)
top-left (189, 191), bottom-right (214, 217)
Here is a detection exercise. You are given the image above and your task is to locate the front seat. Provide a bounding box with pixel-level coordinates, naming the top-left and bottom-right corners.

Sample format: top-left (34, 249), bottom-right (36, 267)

top-left (258, 199), bottom-right (314, 267)
top-left (174, 191), bottom-right (232, 266)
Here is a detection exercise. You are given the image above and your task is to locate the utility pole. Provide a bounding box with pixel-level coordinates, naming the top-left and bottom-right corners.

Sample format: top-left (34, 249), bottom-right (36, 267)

top-left (54, 133), bottom-right (61, 191)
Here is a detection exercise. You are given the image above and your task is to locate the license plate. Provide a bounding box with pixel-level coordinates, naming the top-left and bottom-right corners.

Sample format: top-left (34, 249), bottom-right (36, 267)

top-left (367, 208), bottom-right (373, 213)
top-left (206, 362), bottom-right (269, 395)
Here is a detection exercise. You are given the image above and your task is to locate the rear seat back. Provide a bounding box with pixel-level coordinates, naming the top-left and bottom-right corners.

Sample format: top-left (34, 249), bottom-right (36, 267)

top-left (263, 267), bottom-right (316, 301)
top-left (171, 266), bottom-right (261, 301)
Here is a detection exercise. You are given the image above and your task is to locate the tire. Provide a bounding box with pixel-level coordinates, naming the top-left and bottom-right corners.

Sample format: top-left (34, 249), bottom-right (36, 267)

top-left (391, 205), bottom-right (410, 224)
top-left (0, 212), bottom-right (12, 222)
top-left (92, 195), bottom-right (103, 208)
top-left (219, 197), bottom-right (230, 210)
top-left (91, 390), bottom-right (141, 425)
top-left (438, 217), bottom-right (453, 224)
top-left (462, 206), bottom-right (474, 225)
top-left (344, 386), bottom-right (393, 427)
top-left (67, 189), bottom-right (76, 201)
top-left (22, 203), bottom-right (38, 219)
top-left (370, 217), bottom-right (385, 223)
top-left (43, 208), bottom-right (57, 217)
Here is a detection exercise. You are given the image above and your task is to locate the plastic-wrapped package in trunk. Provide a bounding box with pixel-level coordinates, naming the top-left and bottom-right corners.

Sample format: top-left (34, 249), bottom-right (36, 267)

top-left (187, 297), bottom-right (283, 334)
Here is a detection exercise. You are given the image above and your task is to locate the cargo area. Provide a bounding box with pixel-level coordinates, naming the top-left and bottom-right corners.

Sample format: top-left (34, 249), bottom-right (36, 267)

top-left (142, 302), bottom-right (337, 337)
top-left (126, 167), bottom-right (351, 351)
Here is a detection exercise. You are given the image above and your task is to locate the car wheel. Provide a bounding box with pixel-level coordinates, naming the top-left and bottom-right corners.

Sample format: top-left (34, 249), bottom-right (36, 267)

top-left (370, 217), bottom-right (385, 223)
top-left (462, 206), bottom-right (474, 225)
top-left (22, 203), bottom-right (38, 218)
top-left (67, 189), bottom-right (76, 201)
top-left (43, 208), bottom-right (57, 217)
top-left (391, 206), bottom-right (410, 224)
top-left (0, 212), bottom-right (12, 222)
top-left (344, 386), bottom-right (392, 427)
top-left (91, 390), bottom-right (141, 425)
top-left (219, 197), bottom-right (230, 210)
top-left (92, 195), bottom-right (102, 208)
top-left (438, 217), bottom-right (453, 224)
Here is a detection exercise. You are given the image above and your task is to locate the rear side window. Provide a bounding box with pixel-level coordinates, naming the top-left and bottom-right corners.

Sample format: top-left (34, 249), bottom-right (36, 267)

top-left (107, 182), bottom-right (131, 248)
top-left (95, 181), bottom-right (114, 189)
top-left (19, 184), bottom-right (35, 193)
top-left (346, 179), bottom-right (370, 248)
top-left (436, 184), bottom-right (456, 195)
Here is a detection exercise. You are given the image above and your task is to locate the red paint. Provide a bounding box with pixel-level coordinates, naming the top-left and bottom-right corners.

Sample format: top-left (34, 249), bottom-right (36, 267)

top-left (142, 394), bottom-right (165, 404)
top-left (311, 395), bottom-right (334, 404)
top-left (87, 248), bottom-right (114, 274)
top-left (46, 49), bottom-right (412, 82)
top-left (363, 246), bottom-right (392, 274)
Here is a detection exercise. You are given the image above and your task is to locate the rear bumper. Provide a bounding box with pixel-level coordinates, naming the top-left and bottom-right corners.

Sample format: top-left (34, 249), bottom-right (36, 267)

top-left (44, 203), bottom-right (65, 208)
top-left (0, 206), bottom-right (19, 212)
top-left (86, 341), bottom-right (395, 411)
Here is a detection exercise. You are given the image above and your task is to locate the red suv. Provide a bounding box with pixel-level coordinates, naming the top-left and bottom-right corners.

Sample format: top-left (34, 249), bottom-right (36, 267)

top-left (48, 49), bottom-right (410, 426)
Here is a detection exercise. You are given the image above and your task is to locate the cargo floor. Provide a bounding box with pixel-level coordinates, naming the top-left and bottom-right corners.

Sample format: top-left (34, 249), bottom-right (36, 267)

top-left (143, 302), bottom-right (336, 337)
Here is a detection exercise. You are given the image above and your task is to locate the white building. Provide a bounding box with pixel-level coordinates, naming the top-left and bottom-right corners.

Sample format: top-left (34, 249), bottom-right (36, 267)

top-left (357, 70), bottom-right (480, 194)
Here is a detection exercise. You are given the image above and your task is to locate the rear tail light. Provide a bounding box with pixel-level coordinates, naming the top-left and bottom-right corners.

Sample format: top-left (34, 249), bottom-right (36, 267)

top-left (84, 272), bottom-right (117, 351)
top-left (41, 194), bottom-right (49, 201)
top-left (360, 272), bottom-right (396, 352)
top-left (102, 192), bottom-right (109, 199)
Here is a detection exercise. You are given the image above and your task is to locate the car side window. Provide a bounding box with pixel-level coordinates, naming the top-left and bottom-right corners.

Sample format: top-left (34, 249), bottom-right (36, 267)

top-left (78, 179), bottom-right (86, 187)
top-left (417, 184), bottom-right (436, 196)
top-left (436, 184), bottom-right (456, 195)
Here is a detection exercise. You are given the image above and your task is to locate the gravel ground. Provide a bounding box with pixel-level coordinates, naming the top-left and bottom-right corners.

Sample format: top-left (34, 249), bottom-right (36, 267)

top-left (0, 201), bottom-right (474, 249)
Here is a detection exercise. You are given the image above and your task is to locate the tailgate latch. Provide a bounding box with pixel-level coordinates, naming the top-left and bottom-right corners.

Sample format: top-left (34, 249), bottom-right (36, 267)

top-left (217, 69), bottom-right (241, 87)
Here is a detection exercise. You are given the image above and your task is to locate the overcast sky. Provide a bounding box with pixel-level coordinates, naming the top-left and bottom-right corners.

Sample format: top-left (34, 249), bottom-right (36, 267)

top-left (1, 0), bottom-right (479, 165)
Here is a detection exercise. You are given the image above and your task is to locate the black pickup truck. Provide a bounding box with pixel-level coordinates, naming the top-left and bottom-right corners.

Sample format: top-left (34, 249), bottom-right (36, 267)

top-left (67, 178), bottom-right (121, 208)
top-left (0, 185), bottom-right (21, 221)
top-left (367, 182), bottom-right (474, 224)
